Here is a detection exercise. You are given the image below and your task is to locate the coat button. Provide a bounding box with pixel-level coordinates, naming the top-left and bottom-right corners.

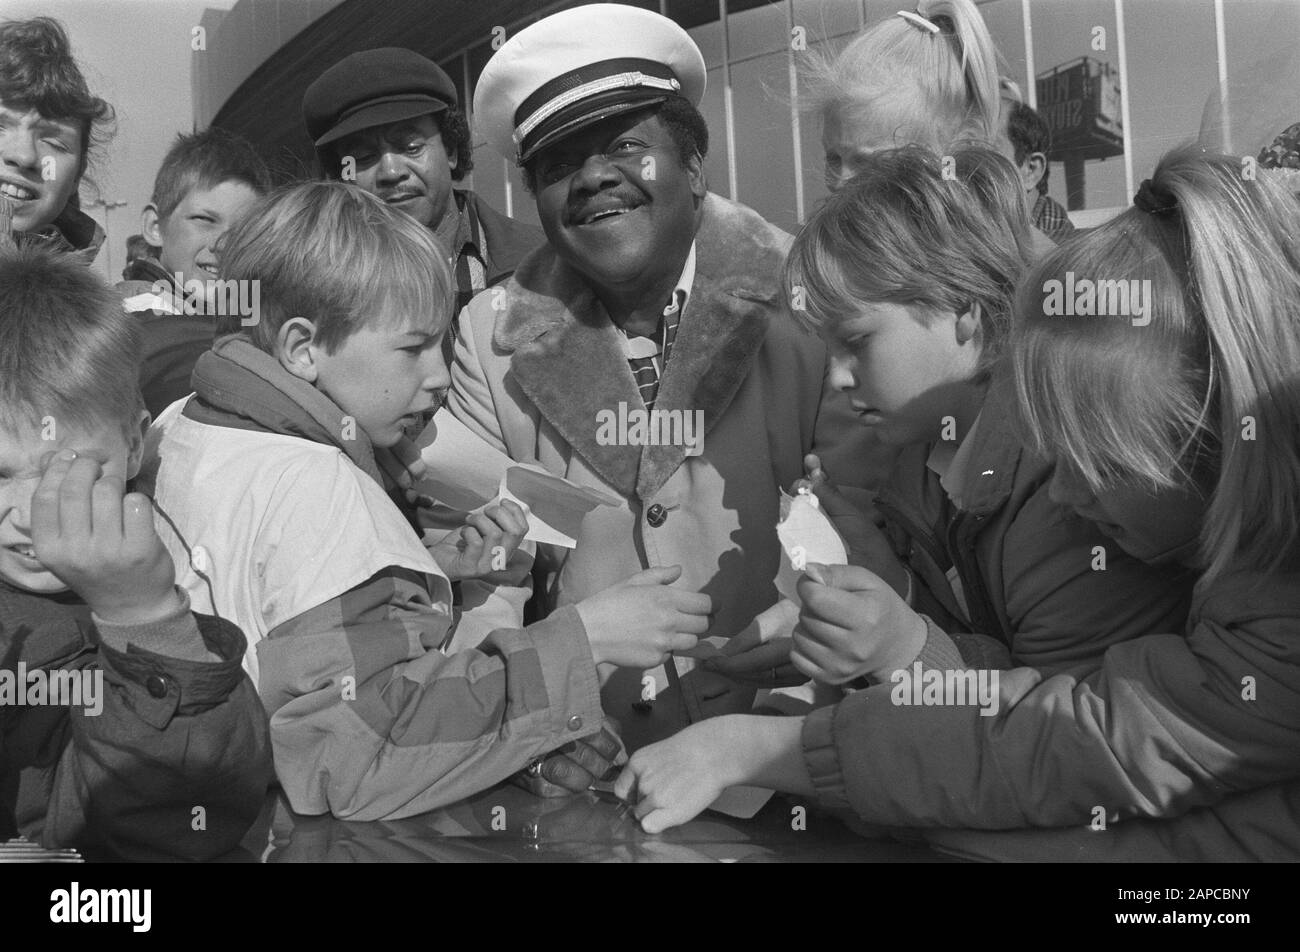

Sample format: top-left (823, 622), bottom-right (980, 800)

top-left (145, 675), bottom-right (168, 699)
top-left (646, 504), bottom-right (667, 527)
top-left (567, 715), bottom-right (583, 732)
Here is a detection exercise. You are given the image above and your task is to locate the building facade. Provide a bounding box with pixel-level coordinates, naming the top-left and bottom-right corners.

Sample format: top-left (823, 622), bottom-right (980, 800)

top-left (197, 0), bottom-right (1300, 233)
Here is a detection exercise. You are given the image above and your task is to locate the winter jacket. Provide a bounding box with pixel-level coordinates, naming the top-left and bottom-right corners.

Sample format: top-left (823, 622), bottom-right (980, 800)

top-left (876, 370), bottom-right (1194, 672)
top-left (802, 565), bottom-right (1300, 861)
top-left (0, 579), bottom-right (271, 861)
top-left (142, 336), bottom-right (604, 820)
top-left (117, 257), bottom-right (216, 418)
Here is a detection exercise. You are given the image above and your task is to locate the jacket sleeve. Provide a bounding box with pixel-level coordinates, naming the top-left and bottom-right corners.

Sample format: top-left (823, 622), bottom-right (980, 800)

top-left (257, 565), bottom-right (605, 821)
top-left (43, 598), bottom-right (272, 862)
top-left (801, 572), bottom-right (1300, 830)
top-left (994, 494), bottom-right (1195, 669)
top-left (886, 456), bottom-right (1193, 673)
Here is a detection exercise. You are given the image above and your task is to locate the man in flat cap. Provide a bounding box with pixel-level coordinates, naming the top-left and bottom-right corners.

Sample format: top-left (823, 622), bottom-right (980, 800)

top-left (304, 48), bottom-right (542, 354)
top-left (429, 4), bottom-right (885, 753)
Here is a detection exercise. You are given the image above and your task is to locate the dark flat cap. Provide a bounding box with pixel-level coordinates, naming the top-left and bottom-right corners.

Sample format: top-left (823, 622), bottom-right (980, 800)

top-left (304, 48), bottom-right (458, 149)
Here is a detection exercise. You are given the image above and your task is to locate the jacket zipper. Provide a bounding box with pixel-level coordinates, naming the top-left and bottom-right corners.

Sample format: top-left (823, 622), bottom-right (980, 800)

top-left (874, 495), bottom-right (950, 580)
top-left (946, 510), bottom-right (1009, 647)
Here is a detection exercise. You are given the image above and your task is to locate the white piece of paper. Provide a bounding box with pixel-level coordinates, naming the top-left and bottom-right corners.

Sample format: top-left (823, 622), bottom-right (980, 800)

top-left (774, 488), bottom-right (848, 605)
top-left (415, 412), bottom-right (618, 548)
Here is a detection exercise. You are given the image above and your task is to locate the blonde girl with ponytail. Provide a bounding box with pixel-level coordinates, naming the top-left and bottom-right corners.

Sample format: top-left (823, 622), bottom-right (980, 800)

top-left (809, 0), bottom-right (1004, 191)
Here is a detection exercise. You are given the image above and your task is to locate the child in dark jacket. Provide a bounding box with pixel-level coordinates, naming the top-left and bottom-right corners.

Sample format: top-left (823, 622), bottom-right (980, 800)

top-left (708, 145), bottom-right (1191, 692)
top-left (117, 127), bottom-right (271, 417)
top-left (0, 244), bottom-right (272, 861)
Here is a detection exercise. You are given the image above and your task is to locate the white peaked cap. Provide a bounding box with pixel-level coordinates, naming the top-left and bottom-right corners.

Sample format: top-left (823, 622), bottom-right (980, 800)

top-left (473, 4), bottom-right (707, 164)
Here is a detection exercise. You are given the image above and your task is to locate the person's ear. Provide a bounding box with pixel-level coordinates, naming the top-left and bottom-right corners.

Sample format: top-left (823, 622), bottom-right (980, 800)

top-left (141, 204), bottom-right (164, 248)
top-left (278, 317), bottom-right (322, 383)
top-left (1020, 152), bottom-right (1048, 194)
top-left (955, 302), bottom-right (983, 346)
top-left (684, 151), bottom-right (707, 202)
top-left (125, 408), bottom-right (152, 480)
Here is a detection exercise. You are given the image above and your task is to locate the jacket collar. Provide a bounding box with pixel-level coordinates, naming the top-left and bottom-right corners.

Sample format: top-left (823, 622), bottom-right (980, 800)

top-left (463, 189), bottom-right (545, 285)
top-left (491, 192), bottom-right (791, 499)
top-left (121, 255), bottom-right (174, 286)
top-left (8, 201), bottom-right (106, 266)
top-left (186, 336), bottom-right (386, 485)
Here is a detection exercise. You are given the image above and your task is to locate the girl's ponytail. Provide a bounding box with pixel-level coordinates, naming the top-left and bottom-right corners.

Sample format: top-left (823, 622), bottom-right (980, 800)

top-left (917, 0), bottom-right (1003, 144)
top-left (808, 0), bottom-right (1004, 158)
top-left (1160, 153), bottom-right (1300, 580)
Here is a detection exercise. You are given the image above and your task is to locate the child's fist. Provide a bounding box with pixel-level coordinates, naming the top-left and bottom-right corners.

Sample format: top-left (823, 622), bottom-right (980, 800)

top-left (792, 563), bottom-right (926, 685)
top-left (429, 499), bottom-right (530, 581)
top-left (31, 450), bottom-right (180, 625)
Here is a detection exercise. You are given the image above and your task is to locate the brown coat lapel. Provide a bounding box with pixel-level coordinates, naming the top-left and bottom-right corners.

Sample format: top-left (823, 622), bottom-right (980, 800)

top-left (494, 193), bottom-right (791, 500)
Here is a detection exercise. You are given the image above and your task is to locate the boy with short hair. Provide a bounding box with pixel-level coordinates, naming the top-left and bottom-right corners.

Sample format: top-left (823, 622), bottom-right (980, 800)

top-left (146, 181), bottom-right (710, 820)
top-left (1002, 100), bottom-right (1075, 241)
top-left (0, 243), bottom-right (272, 861)
top-left (118, 127), bottom-right (271, 415)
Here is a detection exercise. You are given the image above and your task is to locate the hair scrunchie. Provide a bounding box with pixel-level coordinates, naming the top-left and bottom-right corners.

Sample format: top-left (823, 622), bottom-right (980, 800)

top-left (1134, 178), bottom-right (1179, 216)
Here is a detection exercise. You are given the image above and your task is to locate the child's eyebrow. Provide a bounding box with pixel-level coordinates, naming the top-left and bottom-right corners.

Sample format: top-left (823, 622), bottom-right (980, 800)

top-left (0, 107), bottom-right (75, 133)
top-left (31, 116), bottom-right (78, 135)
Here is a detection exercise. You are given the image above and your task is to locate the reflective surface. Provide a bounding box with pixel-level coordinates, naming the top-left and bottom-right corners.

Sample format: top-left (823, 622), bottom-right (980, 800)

top-left (233, 783), bottom-right (954, 863)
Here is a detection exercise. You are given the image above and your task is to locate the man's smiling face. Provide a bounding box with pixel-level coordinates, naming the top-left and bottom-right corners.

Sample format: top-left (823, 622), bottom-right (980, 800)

top-left (529, 109), bottom-right (705, 293)
top-left (0, 103), bottom-right (83, 234)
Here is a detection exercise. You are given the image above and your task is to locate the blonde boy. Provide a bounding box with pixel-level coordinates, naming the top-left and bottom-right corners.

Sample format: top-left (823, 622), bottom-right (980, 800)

top-left (145, 182), bottom-right (710, 819)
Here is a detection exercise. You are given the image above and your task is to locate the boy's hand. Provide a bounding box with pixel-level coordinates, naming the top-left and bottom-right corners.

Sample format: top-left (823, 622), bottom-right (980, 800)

top-left (614, 717), bottom-right (741, 834)
top-left (429, 500), bottom-right (529, 581)
top-left (793, 454), bottom-right (909, 598)
top-left (792, 563), bottom-right (926, 685)
top-left (31, 451), bottom-right (180, 625)
top-left (576, 565), bottom-right (710, 669)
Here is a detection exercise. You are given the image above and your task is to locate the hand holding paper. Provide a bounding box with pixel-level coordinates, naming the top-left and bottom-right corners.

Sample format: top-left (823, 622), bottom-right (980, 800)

top-left (794, 454), bottom-right (910, 598)
top-left (699, 599), bottom-right (804, 687)
top-left (774, 483), bottom-right (849, 605)
top-left (791, 563), bottom-right (927, 685)
top-left (414, 411), bottom-right (619, 548)
top-left (427, 498), bottom-right (529, 582)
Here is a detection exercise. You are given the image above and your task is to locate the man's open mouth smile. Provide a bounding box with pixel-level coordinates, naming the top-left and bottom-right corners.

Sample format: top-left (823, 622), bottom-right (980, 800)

top-left (575, 202), bottom-right (642, 226)
top-left (0, 180), bottom-right (38, 202)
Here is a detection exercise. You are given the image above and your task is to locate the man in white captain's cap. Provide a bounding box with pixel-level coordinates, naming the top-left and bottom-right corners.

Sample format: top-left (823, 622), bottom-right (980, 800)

top-left (429, 4), bottom-right (883, 756)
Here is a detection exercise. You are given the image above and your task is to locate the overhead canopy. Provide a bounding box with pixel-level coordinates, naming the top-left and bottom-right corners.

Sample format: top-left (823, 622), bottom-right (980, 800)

top-left (210, 0), bottom-right (764, 181)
